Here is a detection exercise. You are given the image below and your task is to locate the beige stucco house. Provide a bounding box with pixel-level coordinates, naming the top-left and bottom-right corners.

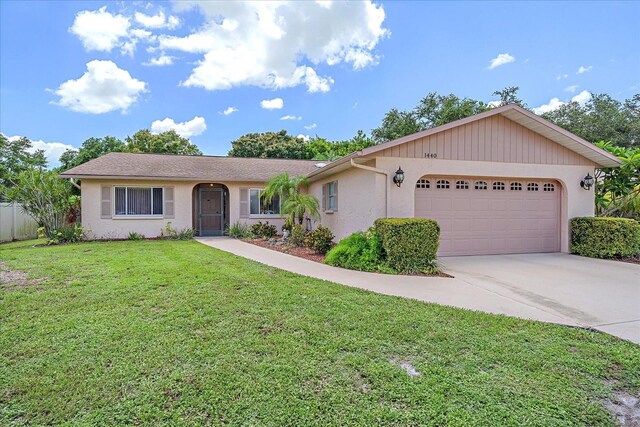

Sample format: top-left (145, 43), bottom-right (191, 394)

top-left (60, 105), bottom-right (620, 256)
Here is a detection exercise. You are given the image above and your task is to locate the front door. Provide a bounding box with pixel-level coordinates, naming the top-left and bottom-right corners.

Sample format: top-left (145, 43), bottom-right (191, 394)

top-left (198, 188), bottom-right (224, 236)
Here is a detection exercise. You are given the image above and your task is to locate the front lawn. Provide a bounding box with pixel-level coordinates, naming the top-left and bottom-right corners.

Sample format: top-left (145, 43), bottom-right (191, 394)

top-left (1, 240), bottom-right (638, 426)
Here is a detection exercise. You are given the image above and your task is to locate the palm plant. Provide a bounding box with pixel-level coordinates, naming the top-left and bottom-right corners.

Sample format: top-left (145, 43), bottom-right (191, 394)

top-left (263, 173), bottom-right (319, 224)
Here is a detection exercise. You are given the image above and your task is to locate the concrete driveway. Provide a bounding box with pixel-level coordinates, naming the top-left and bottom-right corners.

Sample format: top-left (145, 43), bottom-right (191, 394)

top-left (197, 238), bottom-right (640, 344)
top-left (441, 253), bottom-right (640, 343)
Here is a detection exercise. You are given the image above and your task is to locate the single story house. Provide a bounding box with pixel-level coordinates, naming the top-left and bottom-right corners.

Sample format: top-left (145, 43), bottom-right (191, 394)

top-left (60, 104), bottom-right (620, 256)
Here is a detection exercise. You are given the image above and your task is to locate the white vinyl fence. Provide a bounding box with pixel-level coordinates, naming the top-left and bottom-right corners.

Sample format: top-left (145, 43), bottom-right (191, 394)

top-left (0, 203), bottom-right (38, 242)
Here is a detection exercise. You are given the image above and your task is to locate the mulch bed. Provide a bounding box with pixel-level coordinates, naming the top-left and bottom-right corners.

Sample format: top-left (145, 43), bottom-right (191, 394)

top-left (613, 256), bottom-right (640, 265)
top-left (244, 238), bottom-right (327, 263)
top-left (243, 238), bottom-right (453, 278)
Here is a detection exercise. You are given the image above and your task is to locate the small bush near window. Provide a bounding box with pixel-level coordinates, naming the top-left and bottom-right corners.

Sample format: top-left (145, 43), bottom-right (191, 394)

top-left (571, 217), bottom-right (640, 258)
top-left (160, 222), bottom-right (195, 240)
top-left (227, 221), bottom-right (251, 239)
top-left (374, 218), bottom-right (440, 274)
top-left (304, 225), bottom-right (335, 254)
top-left (250, 221), bottom-right (278, 240)
top-left (325, 228), bottom-right (390, 272)
top-left (40, 223), bottom-right (87, 245)
top-left (289, 224), bottom-right (307, 247)
top-left (128, 232), bottom-right (146, 241)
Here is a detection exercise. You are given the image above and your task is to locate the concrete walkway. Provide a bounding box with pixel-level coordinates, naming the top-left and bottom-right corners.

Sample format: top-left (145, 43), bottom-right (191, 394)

top-left (196, 237), bottom-right (640, 344)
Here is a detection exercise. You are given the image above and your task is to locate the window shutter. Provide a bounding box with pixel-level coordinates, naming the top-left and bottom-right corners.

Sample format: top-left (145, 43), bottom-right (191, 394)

top-left (164, 187), bottom-right (175, 218)
top-left (334, 181), bottom-right (338, 211)
top-left (321, 184), bottom-right (326, 211)
top-left (240, 188), bottom-right (249, 218)
top-left (101, 185), bottom-right (111, 218)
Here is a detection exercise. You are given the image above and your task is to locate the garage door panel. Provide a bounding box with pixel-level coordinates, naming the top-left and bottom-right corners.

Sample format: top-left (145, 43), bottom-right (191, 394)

top-left (415, 176), bottom-right (560, 256)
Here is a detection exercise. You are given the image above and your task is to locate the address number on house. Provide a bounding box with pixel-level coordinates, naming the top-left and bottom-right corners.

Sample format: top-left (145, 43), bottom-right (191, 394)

top-left (424, 153), bottom-right (438, 158)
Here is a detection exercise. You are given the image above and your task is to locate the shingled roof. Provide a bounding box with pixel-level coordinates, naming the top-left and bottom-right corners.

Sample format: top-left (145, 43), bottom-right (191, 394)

top-left (59, 152), bottom-right (322, 182)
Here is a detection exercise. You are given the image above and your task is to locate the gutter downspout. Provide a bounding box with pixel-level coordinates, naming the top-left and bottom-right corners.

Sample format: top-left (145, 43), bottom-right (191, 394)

top-left (350, 159), bottom-right (389, 218)
top-left (68, 178), bottom-right (81, 190)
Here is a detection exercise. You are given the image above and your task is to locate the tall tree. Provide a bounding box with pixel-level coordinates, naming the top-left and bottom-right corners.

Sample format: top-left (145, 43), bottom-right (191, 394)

top-left (371, 108), bottom-right (422, 143)
top-left (59, 136), bottom-right (126, 171)
top-left (0, 134), bottom-right (48, 190)
top-left (491, 86), bottom-right (527, 108)
top-left (126, 129), bottom-right (202, 155)
top-left (228, 130), bottom-right (308, 159)
top-left (542, 93), bottom-right (639, 148)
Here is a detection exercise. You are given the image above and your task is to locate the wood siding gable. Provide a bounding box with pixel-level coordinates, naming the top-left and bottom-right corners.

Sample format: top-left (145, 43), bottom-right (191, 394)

top-left (378, 115), bottom-right (595, 166)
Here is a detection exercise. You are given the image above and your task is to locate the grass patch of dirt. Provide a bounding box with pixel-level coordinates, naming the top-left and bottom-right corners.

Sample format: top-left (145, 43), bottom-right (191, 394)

top-left (0, 262), bottom-right (41, 290)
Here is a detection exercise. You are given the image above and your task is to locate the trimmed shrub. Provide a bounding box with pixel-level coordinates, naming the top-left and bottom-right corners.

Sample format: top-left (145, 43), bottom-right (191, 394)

top-left (571, 217), bottom-right (640, 258)
top-left (374, 218), bottom-right (440, 274)
top-left (304, 225), bottom-right (335, 254)
top-left (227, 221), bottom-right (251, 239)
top-left (325, 228), bottom-right (389, 272)
top-left (250, 221), bottom-right (277, 239)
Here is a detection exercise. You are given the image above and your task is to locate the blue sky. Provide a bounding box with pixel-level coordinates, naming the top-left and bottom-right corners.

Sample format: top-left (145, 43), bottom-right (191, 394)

top-left (1, 1), bottom-right (638, 166)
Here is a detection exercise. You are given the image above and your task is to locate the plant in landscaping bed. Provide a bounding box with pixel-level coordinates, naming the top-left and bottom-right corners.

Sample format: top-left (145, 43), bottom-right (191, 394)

top-left (571, 217), bottom-right (640, 258)
top-left (262, 173), bottom-right (320, 225)
top-left (325, 228), bottom-right (391, 272)
top-left (304, 225), bottom-right (335, 254)
top-left (160, 222), bottom-right (195, 240)
top-left (226, 221), bottom-right (251, 239)
top-left (40, 223), bottom-right (88, 245)
top-left (375, 218), bottom-right (441, 274)
top-left (127, 232), bottom-right (146, 241)
top-left (250, 221), bottom-right (277, 240)
top-left (288, 224), bottom-right (307, 247)
top-left (4, 168), bottom-right (76, 240)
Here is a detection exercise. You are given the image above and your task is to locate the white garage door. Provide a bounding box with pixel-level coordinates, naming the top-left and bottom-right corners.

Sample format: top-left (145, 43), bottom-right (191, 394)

top-left (415, 177), bottom-right (560, 256)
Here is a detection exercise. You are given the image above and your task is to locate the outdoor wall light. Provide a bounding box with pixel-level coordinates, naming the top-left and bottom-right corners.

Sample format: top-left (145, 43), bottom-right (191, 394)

top-left (580, 173), bottom-right (594, 190)
top-left (393, 166), bottom-right (405, 188)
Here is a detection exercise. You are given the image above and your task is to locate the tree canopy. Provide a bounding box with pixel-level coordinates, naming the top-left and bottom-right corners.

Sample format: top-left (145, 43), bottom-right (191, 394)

top-left (227, 130), bottom-right (376, 160)
top-left (59, 130), bottom-right (203, 171)
top-left (0, 134), bottom-right (48, 191)
top-left (542, 93), bottom-right (639, 148)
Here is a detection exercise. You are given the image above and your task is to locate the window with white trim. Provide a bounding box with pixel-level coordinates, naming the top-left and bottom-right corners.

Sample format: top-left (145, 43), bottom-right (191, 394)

top-left (492, 181), bottom-right (505, 191)
top-left (543, 183), bottom-right (555, 192)
top-left (475, 181), bottom-right (487, 190)
top-left (250, 189), bottom-right (281, 215)
top-left (436, 179), bottom-right (450, 189)
top-left (510, 182), bottom-right (523, 191)
top-left (416, 179), bottom-right (430, 189)
top-left (527, 183), bottom-right (539, 191)
top-left (114, 187), bottom-right (163, 216)
top-left (455, 180), bottom-right (469, 190)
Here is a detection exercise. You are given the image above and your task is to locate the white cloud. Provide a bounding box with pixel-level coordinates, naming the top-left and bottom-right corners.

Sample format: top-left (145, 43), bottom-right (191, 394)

top-left (564, 85), bottom-right (579, 93)
top-left (487, 53), bottom-right (515, 70)
top-left (260, 98), bottom-right (284, 110)
top-left (304, 123), bottom-right (317, 130)
top-left (280, 115), bottom-right (301, 121)
top-left (571, 90), bottom-right (592, 105)
top-left (577, 65), bottom-right (593, 74)
top-left (532, 90), bottom-right (592, 115)
top-left (221, 106), bottom-right (238, 116)
top-left (150, 116), bottom-right (207, 138)
top-left (297, 134), bottom-right (310, 142)
top-left (69, 6), bottom-right (130, 52)
top-left (159, 1), bottom-right (388, 92)
top-left (6, 135), bottom-right (75, 167)
top-left (52, 60), bottom-right (147, 114)
top-left (556, 74), bottom-right (569, 80)
top-left (143, 55), bottom-right (174, 66)
top-left (532, 98), bottom-right (565, 115)
top-left (134, 11), bottom-right (180, 29)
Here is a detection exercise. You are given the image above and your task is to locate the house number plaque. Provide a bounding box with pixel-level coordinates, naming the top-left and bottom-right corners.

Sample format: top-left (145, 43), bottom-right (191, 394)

top-left (424, 153), bottom-right (438, 158)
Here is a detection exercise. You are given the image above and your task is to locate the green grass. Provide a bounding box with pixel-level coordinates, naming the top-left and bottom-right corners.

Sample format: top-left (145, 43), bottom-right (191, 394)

top-left (1, 240), bottom-right (638, 426)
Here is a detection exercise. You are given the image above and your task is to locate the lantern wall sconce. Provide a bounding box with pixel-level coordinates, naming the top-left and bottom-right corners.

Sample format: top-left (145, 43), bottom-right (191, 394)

top-left (580, 173), bottom-right (594, 190)
top-left (393, 166), bottom-right (405, 188)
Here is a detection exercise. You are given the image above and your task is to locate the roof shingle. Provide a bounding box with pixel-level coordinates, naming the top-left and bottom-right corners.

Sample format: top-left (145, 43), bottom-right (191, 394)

top-left (59, 152), bottom-right (321, 182)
